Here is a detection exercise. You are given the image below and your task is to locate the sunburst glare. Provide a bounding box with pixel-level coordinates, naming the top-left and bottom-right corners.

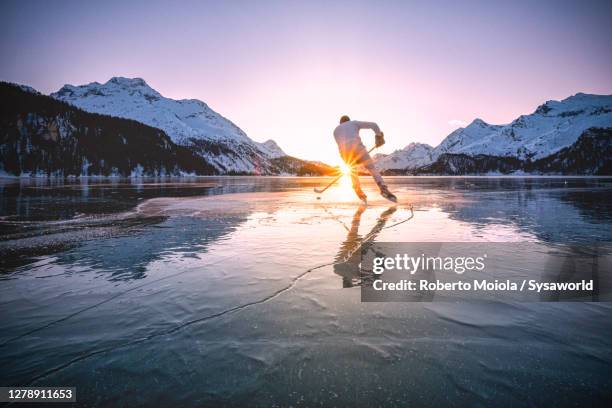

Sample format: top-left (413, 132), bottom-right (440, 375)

top-left (339, 162), bottom-right (352, 176)
top-left (332, 163), bottom-right (355, 200)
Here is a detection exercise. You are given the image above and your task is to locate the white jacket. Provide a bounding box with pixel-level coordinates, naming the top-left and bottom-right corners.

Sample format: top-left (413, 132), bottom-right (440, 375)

top-left (333, 120), bottom-right (382, 152)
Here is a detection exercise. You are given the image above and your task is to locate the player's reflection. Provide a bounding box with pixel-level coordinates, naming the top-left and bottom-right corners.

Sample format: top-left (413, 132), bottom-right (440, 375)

top-left (334, 205), bottom-right (397, 288)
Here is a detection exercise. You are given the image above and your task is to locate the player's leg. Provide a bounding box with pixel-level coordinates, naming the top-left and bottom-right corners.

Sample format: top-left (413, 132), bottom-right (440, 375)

top-left (341, 145), bottom-right (368, 203)
top-left (350, 168), bottom-right (367, 203)
top-left (358, 150), bottom-right (385, 189)
top-left (360, 153), bottom-right (397, 203)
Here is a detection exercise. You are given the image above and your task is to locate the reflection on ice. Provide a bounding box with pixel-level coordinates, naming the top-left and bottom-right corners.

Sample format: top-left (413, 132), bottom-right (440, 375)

top-left (333, 205), bottom-right (405, 288)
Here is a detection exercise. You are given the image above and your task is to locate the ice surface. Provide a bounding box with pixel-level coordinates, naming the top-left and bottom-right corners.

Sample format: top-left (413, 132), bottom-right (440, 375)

top-left (0, 177), bottom-right (611, 406)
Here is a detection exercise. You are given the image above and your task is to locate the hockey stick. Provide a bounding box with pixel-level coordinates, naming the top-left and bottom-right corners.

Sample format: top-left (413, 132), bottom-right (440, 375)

top-left (314, 146), bottom-right (377, 194)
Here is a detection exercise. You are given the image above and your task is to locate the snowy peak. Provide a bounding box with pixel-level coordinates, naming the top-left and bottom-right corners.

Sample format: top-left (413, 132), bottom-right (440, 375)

top-left (107, 76), bottom-right (151, 88)
top-left (55, 77), bottom-right (162, 101)
top-left (534, 93), bottom-right (612, 117)
top-left (104, 76), bottom-right (158, 95)
top-left (467, 118), bottom-right (489, 128)
top-left (257, 139), bottom-right (286, 158)
top-left (435, 119), bottom-right (500, 157)
top-left (5, 82), bottom-right (40, 95)
top-left (403, 142), bottom-right (433, 151)
top-left (375, 142), bottom-right (434, 171)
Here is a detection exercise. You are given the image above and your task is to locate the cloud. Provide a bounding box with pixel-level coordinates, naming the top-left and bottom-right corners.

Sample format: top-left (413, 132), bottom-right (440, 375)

top-left (448, 119), bottom-right (467, 127)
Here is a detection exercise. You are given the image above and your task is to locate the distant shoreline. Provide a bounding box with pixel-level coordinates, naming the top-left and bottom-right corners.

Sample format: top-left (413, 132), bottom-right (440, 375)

top-left (2, 174), bottom-right (611, 180)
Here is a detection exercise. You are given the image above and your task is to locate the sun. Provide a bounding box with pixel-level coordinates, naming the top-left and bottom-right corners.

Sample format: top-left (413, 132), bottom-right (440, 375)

top-left (339, 162), bottom-right (352, 176)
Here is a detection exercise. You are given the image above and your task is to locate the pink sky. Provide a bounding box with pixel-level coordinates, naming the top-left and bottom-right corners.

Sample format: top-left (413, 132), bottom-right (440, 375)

top-left (1, 0), bottom-right (611, 164)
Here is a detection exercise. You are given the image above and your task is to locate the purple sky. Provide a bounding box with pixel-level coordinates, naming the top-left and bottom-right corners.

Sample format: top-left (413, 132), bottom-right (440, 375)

top-left (1, 0), bottom-right (611, 163)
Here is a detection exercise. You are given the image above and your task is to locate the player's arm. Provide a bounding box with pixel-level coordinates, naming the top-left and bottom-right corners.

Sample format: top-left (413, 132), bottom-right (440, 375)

top-left (354, 121), bottom-right (385, 146)
top-left (354, 121), bottom-right (382, 135)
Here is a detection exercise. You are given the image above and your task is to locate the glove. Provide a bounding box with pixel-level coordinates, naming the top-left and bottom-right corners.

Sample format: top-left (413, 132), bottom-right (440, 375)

top-left (375, 132), bottom-right (385, 147)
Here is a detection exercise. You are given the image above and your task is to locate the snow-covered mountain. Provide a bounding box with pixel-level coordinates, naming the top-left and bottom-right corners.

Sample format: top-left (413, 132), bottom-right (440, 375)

top-left (375, 142), bottom-right (434, 172)
top-left (416, 128), bottom-right (611, 175)
top-left (13, 83), bottom-right (40, 95)
top-left (256, 139), bottom-right (286, 158)
top-left (376, 93), bottom-right (612, 173)
top-left (435, 93), bottom-right (612, 160)
top-left (51, 77), bottom-right (286, 174)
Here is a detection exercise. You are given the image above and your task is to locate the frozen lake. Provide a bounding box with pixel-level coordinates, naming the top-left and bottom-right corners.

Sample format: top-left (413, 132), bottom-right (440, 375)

top-left (1, 176), bottom-right (611, 406)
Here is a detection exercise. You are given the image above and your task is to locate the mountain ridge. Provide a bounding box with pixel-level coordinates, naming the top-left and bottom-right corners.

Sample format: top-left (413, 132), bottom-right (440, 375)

top-left (4, 78), bottom-right (610, 176)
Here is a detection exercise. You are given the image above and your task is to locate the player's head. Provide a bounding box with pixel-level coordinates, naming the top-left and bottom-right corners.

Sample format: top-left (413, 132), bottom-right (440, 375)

top-left (340, 115), bottom-right (350, 124)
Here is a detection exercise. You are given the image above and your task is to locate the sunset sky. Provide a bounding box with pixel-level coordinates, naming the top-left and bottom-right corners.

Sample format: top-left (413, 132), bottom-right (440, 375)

top-left (1, 0), bottom-right (611, 164)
